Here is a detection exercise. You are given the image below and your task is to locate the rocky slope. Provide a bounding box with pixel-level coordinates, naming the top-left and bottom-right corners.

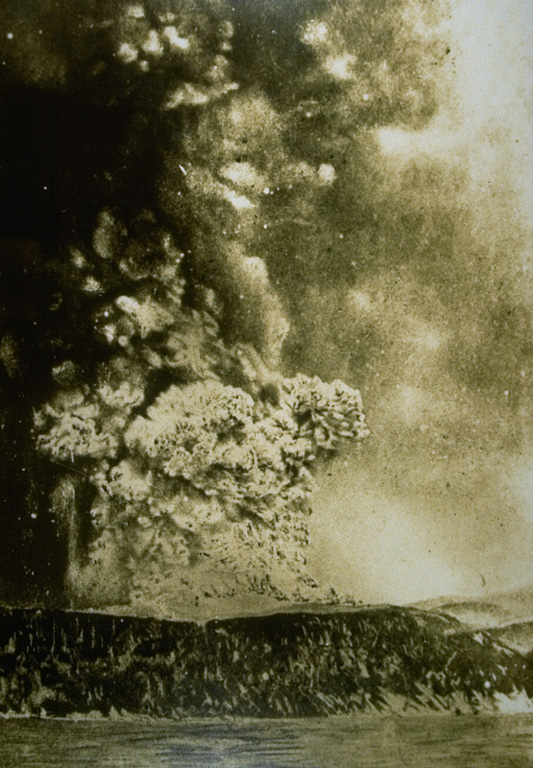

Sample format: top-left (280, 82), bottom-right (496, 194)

top-left (0, 605), bottom-right (531, 718)
top-left (420, 588), bottom-right (533, 658)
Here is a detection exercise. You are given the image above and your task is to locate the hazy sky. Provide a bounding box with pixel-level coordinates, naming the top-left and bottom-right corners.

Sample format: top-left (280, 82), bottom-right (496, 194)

top-left (306, 0), bottom-right (533, 604)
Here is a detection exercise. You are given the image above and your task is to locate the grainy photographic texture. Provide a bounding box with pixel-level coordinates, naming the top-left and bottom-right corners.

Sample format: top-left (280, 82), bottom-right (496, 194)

top-left (0, 1), bottom-right (532, 766)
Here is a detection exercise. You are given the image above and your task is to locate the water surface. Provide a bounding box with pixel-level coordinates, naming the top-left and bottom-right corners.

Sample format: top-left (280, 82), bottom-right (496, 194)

top-left (1, 714), bottom-right (532, 768)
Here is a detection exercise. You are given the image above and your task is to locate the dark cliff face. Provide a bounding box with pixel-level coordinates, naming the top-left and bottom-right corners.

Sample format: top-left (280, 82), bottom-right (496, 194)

top-left (0, 605), bottom-right (530, 718)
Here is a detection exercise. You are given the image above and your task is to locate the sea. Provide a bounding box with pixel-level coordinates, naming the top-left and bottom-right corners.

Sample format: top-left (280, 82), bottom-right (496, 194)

top-left (1, 714), bottom-right (532, 768)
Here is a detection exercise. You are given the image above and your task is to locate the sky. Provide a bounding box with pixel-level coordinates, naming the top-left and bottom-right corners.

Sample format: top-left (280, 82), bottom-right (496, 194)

top-left (306, 0), bottom-right (533, 604)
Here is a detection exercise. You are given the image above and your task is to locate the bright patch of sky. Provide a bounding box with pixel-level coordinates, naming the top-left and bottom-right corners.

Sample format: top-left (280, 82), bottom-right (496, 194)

top-left (310, 478), bottom-right (468, 604)
top-left (376, 0), bottom-right (533, 227)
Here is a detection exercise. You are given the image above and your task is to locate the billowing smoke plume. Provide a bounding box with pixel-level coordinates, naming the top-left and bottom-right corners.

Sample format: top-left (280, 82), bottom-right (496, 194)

top-left (0, 0), bottom-right (448, 613)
